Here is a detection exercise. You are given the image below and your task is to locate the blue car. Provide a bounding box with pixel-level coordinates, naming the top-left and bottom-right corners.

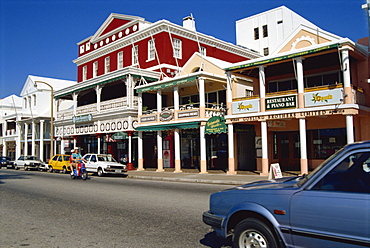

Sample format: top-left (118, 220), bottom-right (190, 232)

top-left (203, 140), bottom-right (370, 248)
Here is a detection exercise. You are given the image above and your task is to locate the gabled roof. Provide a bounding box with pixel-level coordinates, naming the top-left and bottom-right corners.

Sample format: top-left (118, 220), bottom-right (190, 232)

top-left (20, 75), bottom-right (76, 96)
top-left (273, 24), bottom-right (342, 55)
top-left (89, 13), bottom-right (147, 44)
top-left (178, 52), bottom-right (232, 77)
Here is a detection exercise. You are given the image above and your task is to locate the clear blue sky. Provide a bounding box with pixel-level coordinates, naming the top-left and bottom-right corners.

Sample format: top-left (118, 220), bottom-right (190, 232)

top-left (0, 0), bottom-right (368, 98)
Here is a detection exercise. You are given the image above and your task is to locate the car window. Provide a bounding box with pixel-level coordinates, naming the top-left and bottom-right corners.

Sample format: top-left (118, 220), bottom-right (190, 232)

top-left (91, 155), bottom-right (97, 162)
top-left (52, 156), bottom-right (58, 161)
top-left (63, 156), bottom-right (70, 161)
top-left (83, 155), bottom-right (90, 161)
top-left (18, 156), bottom-right (24, 160)
top-left (58, 156), bottom-right (63, 161)
top-left (97, 155), bottom-right (117, 162)
top-left (312, 152), bottom-right (370, 193)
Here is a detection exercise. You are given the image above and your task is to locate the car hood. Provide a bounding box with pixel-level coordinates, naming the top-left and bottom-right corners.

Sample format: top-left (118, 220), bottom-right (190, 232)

top-left (230, 176), bottom-right (301, 191)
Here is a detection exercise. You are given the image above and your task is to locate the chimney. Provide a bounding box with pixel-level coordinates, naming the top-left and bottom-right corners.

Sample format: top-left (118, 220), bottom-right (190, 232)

top-left (183, 16), bottom-right (196, 31)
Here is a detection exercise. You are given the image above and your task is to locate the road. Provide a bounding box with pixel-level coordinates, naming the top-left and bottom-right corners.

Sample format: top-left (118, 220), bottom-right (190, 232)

top-left (0, 169), bottom-right (233, 248)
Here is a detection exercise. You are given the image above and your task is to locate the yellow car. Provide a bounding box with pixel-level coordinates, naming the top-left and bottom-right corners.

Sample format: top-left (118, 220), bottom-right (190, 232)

top-left (48, 154), bottom-right (71, 173)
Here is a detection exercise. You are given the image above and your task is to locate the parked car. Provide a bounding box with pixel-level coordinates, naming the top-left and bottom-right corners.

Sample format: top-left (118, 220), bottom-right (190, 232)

top-left (203, 140), bottom-right (370, 248)
top-left (38, 162), bottom-right (50, 172)
top-left (83, 154), bottom-right (127, 177)
top-left (0, 156), bottom-right (12, 168)
top-left (48, 154), bottom-right (71, 173)
top-left (14, 156), bottom-right (43, 170)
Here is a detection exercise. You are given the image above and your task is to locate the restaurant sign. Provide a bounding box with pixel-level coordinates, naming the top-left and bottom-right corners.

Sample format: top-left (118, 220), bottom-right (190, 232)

top-left (266, 95), bottom-right (296, 110)
top-left (304, 88), bottom-right (343, 107)
top-left (232, 99), bottom-right (259, 114)
top-left (205, 116), bottom-right (227, 134)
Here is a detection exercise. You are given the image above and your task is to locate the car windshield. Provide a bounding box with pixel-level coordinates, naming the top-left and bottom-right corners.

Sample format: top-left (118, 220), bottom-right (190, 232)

top-left (1, 157), bottom-right (10, 160)
top-left (24, 156), bottom-right (39, 160)
top-left (97, 155), bottom-right (117, 162)
top-left (297, 146), bottom-right (345, 187)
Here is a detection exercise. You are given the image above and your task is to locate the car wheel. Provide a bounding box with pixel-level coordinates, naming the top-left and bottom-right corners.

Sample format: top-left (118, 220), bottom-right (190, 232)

top-left (24, 166), bottom-right (28, 171)
top-left (48, 166), bottom-right (53, 173)
top-left (97, 168), bottom-right (104, 177)
top-left (233, 218), bottom-right (278, 248)
top-left (15, 164), bottom-right (19, 170)
top-left (62, 167), bottom-right (67, 174)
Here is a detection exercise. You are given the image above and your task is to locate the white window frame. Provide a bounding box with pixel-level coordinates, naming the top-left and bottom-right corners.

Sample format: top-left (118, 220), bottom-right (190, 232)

top-left (93, 61), bottom-right (98, 78)
top-left (200, 46), bottom-right (206, 56)
top-left (148, 39), bottom-right (155, 61)
top-left (173, 38), bottom-right (182, 59)
top-left (33, 94), bottom-right (36, 106)
top-left (82, 65), bottom-right (87, 81)
top-left (132, 45), bottom-right (139, 66)
top-left (105, 56), bottom-right (110, 74)
top-left (117, 51), bottom-right (123, 69)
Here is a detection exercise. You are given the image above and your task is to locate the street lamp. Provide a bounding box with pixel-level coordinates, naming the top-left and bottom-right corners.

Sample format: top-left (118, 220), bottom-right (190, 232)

top-left (34, 81), bottom-right (54, 159)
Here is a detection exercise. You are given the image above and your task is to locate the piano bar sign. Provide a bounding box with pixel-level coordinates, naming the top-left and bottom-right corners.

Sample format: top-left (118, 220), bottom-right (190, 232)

top-left (266, 95), bottom-right (296, 110)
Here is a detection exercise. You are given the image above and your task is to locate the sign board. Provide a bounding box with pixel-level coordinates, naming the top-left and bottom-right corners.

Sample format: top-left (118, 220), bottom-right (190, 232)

top-left (232, 99), bottom-right (259, 114)
top-left (268, 163), bottom-right (283, 179)
top-left (178, 110), bottom-right (199, 118)
top-left (266, 95), bottom-right (296, 110)
top-left (72, 114), bottom-right (93, 124)
top-left (205, 116), bottom-right (227, 134)
top-left (304, 88), bottom-right (343, 107)
top-left (112, 132), bottom-right (128, 140)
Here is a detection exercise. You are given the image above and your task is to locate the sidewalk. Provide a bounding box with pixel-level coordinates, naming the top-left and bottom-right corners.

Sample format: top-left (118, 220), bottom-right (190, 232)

top-left (126, 169), bottom-right (269, 185)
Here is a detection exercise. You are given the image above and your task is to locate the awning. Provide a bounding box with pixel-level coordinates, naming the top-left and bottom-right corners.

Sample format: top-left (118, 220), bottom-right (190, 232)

top-left (136, 76), bottom-right (197, 93)
top-left (205, 116), bottom-right (227, 134)
top-left (135, 121), bottom-right (199, 132)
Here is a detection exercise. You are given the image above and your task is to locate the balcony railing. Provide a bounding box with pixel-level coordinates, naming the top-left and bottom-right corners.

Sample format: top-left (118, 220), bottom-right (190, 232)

top-left (57, 96), bottom-right (138, 120)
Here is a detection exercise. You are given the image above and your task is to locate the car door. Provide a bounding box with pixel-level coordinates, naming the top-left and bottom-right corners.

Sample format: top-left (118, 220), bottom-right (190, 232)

top-left (16, 156), bottom-right (25, 167)
top-left (290, 151), bottom-right (370, 248)
top-left (83, 155), bottom-right (92, 172)
top-left (89, 155), bottom-right (98, 172)
top-left (49, 155), bottom-right (59, 169)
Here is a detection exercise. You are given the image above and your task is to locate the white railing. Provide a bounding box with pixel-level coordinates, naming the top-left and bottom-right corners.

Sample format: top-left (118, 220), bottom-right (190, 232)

top-left (56, 96), bottom-right (138, 120)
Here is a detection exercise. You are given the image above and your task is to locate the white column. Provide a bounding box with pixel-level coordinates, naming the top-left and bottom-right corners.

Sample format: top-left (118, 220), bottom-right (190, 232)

top-left (96, 85), bottom-right (102, 113)
top-left (226, 72), bottom-right (233, 114)
top-left (40, 120), bottom-right (44, 161)
top-left (157, 131), bottom-right (164, 172)
top-left (137, 131), bottom-right (144, 171)
top-left (72, 93), bottom-right (78, 116)
top-left (31, 121), bottom-right (36, 156)
top-left (97, 134), bottom-right (101, 154)
top-left (16, 122), bottom-right (21, 158)
top-left (157, 90), bottom-right (162, 112)
top-left (138, 92), bottom-right (143, 115)
top-left (261, 121), bottom-right (269, 176)
top-left (174, 128), bottom-right (182, 173)
top-left (227, 123), bottom-right (236, 175)
top-left (259, 66), bottom-right (266, 112)
top-left (199, 125), bottom-right (207, 174)
top-left (299, 118), bottom-right (308, 175)
top-left (2, 121), bottom-right (7, 156)
top-left (346, 115), bottom-right (354, 144)
top-left (24, 123), bottom-right (28, 156)
top-left (174, 86), bottom-right (179, 110)
top-left (199, 77), bottom-right (205, 107)
top-left (295, 57), bottom-right (305, 109)
top-left (60, 138), bottom-right (65, 154)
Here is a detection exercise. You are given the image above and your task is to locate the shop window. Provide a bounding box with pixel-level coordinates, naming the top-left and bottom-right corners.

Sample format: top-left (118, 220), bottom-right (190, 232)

top-left (268, 79), bottom-right (297, 93)
top-left (308, 128), bottom-right (347, 159)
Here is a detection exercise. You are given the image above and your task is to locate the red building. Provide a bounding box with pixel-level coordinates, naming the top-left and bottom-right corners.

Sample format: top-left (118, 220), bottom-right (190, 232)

top-left (54, 13), bottom-right (260, 167)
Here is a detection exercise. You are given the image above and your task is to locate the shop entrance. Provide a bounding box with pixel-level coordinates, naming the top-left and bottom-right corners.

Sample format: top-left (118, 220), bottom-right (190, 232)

top-left (274, 131), bottom-right (300, 170)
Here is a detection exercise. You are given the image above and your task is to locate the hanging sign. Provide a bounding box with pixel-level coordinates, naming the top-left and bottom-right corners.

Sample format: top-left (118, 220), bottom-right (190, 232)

top-left (205, 116), bottom-right (227, 134)
top-left (72, 114), bottom-right (93, 124)
top-left (112, 132), bottom-right (128, 140)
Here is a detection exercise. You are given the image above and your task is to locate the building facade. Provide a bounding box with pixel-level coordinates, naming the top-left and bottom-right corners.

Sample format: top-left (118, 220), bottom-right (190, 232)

top-left (227, 28), bottom-right (370, 175)
top-left (1, 75), bottom-right (76, 161)
top-left (53, 13), bottom-right (260, 168)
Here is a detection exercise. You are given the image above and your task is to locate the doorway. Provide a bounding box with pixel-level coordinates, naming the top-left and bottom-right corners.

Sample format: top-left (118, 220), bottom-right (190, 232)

top-left (274, 131), bottom-right (300, 170)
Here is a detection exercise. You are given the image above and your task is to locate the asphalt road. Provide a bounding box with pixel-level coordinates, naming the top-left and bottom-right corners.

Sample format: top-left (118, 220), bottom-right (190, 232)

top-left (0, 169), bottom-right (233, 248)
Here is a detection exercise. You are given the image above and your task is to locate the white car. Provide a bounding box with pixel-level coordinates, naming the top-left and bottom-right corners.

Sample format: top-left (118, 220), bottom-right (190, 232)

top-left (14, 156), bottom-right (43, 170)
top-left (82, 154), bottom-right (127, 177)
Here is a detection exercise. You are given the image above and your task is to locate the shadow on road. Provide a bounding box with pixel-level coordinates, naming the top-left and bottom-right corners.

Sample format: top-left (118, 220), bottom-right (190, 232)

top-left (200, 231), bottom-right (232, 247)
top-left (0, 172), bottom-right (32, 184)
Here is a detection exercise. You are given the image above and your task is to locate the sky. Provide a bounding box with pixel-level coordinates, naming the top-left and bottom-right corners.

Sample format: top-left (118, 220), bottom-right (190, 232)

top-left (0, 0), bottom-right (368, 98)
